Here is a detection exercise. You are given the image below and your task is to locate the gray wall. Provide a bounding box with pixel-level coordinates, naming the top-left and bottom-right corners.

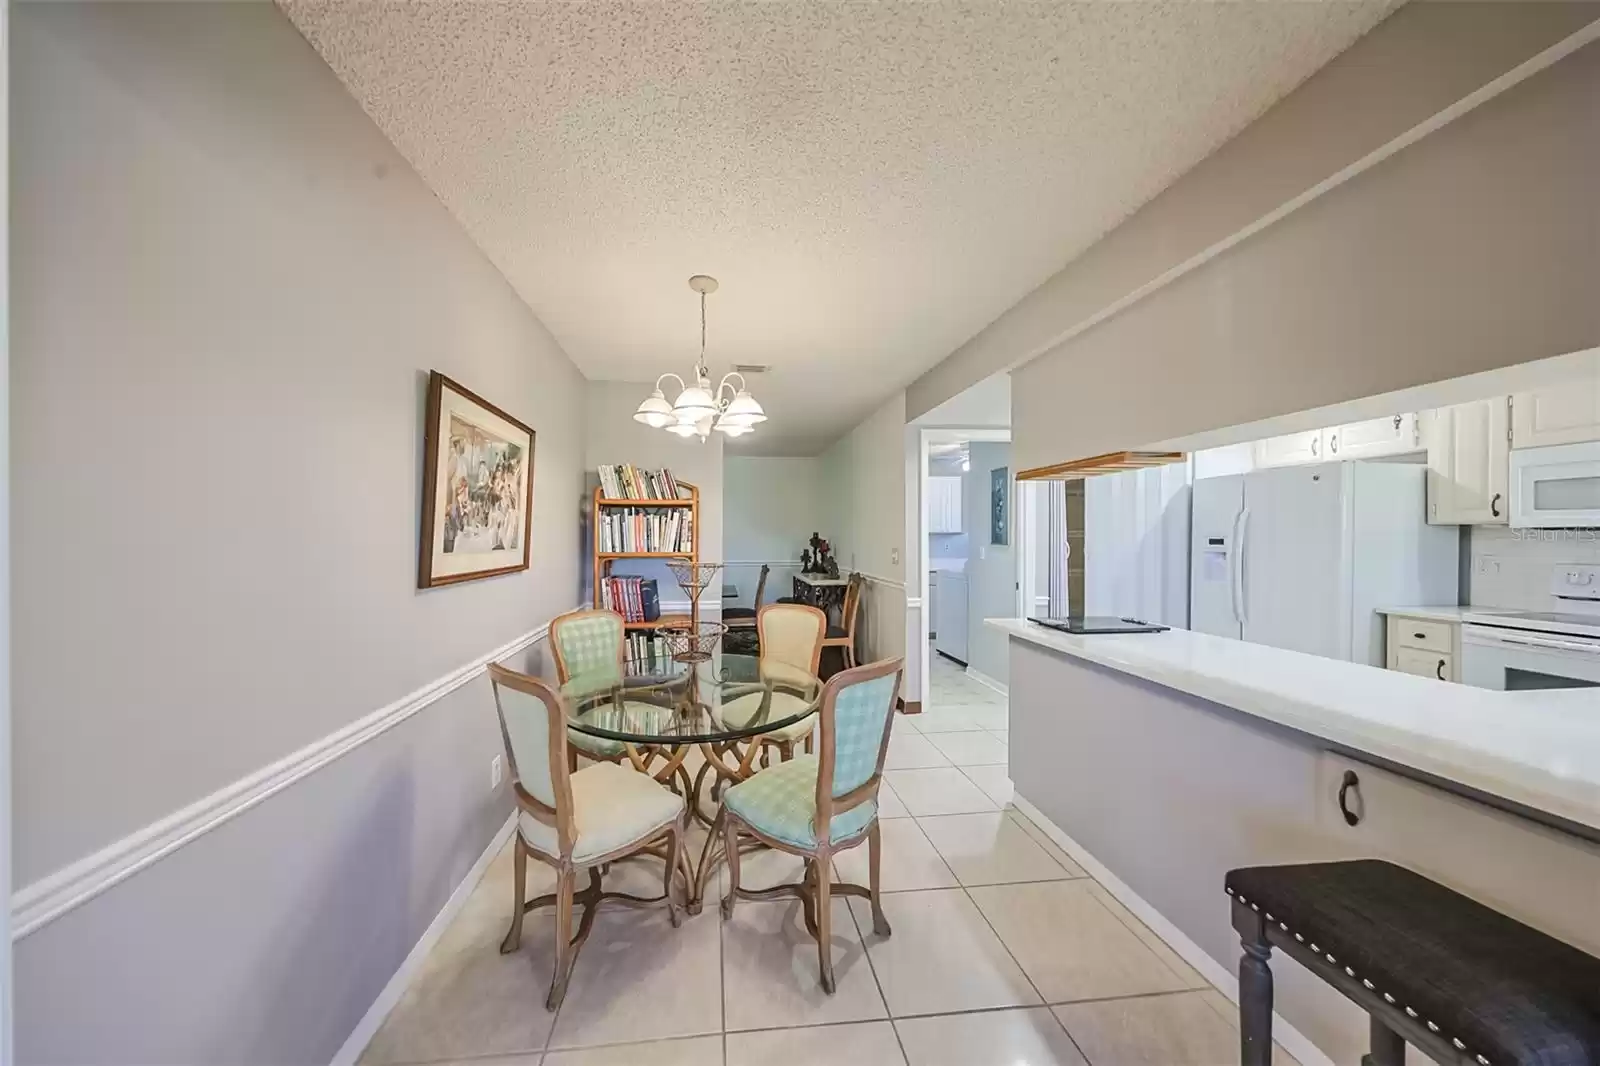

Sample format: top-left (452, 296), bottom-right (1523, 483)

top-left (908, 2), bottom-right (1600, 420)
top-left (12, 3), bottom-right (585, 1060)
top-left (1014, 35), bottom-right (1600, 471)
top-left (964, 442), bottom-right (1013, 683)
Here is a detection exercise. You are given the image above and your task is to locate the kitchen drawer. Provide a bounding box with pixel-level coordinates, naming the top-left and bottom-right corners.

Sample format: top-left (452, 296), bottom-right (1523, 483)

top-left (1390, 616), bottom-right (1453, 654)
top-left (1393, 646), bottom-right (1453, 682)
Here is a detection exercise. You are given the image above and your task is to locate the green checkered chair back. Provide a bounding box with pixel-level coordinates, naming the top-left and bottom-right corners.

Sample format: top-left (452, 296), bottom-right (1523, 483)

top-left (552, 609), bottom-right (624, 696)
top-left (823, 664), bottom-right (902, 798)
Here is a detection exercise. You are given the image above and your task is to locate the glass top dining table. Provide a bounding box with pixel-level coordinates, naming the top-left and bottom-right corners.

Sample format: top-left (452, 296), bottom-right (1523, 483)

top-left (559, 647), bottom-right (825, 912)
top-left (560, 650), bottom-right (823, 747)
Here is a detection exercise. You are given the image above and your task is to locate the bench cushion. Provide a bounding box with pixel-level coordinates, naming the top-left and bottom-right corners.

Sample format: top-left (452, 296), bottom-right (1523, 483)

top-left (1226, 859), bottom-right (1600, 1066)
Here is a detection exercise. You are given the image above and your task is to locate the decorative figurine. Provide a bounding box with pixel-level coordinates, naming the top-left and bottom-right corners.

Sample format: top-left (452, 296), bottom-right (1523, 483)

top-left (802, 532), bottom-right (839, 576)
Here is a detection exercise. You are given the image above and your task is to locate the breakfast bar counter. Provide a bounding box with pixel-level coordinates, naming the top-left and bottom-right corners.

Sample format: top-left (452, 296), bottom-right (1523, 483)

top-left (989, 617), bottom-right (1600, 1066)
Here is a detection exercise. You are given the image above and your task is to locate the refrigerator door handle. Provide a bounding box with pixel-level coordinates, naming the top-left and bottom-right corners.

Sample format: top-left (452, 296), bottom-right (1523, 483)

top-left (1232, 508), bottom-right (1250, 627)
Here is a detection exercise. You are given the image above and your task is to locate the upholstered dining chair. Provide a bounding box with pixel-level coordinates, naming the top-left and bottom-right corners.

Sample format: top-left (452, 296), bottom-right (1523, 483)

top-left (818, 573), bottom-right (866, 670)
top-left (487, 664), bottom-right (687, 1010)
top-left (715, 657), bottom-right (905, 993)
top-left (548, 608), bottom-right (634, 769)
top-left (722, 564), bottom-right (769, 628)
top-left (720, 602), bottom-right (827, 765)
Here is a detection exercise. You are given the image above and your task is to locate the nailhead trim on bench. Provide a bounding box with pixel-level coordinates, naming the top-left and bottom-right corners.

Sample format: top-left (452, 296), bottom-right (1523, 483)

top-left (1226, 885), bottom-right (1488, 1066)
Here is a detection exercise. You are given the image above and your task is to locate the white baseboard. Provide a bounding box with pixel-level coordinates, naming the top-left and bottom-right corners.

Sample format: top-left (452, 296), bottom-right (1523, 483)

top-left (965, 666), bottom-right (1008, 697)
top-left (1011, 794), bottom-right (1334, 1066)
top-left (331, 813), bottom-right (517, 1066)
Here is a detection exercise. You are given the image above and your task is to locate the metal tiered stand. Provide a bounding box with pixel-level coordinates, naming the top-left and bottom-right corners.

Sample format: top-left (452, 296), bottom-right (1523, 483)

top-left (662, 561), bottom-right (727, 667)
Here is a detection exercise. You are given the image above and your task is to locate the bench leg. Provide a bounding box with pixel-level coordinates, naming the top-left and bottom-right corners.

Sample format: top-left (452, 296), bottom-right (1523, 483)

top-left (1233, 906), bottom-right (1274, 1066)
top-left (1363, 1018), bottom-right (1404, 1066)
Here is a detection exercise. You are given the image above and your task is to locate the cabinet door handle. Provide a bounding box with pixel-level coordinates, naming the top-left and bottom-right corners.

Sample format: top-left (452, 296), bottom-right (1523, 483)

top-left (1330, 434), bottom-right (1339, 454)
top-left (1337, 770), bottom-right (1362, 826)
top-left (1491, 492), bottom-right (1502, 517)
top-left (1311, 436), bottom-right (1320, 457)
top-left (1436, 658), bottom-right (1446, 680)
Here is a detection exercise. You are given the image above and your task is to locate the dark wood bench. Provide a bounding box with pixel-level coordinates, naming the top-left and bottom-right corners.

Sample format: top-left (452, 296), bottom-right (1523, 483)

top-left (1225, 859), bottom-right (1600, 1066)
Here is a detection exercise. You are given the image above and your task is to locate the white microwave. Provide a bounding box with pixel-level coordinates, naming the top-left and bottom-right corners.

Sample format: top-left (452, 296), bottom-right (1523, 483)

top-left (1509, 441), bottom-right (1600, 528)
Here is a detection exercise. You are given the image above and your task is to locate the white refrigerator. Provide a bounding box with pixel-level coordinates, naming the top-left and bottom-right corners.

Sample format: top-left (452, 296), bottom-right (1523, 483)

top-left (1190, 461), bottom-right (1458, 666)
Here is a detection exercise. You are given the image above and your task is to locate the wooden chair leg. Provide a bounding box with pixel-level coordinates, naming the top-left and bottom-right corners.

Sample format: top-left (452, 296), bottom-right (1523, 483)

top-left (720, 812), bottom-right (742, 920)
top-left (778, 740), bottom-right (793, 763)
top-left (547, 867), bottom-right (577, 1011)
top-left (500, 835), bottom-right (527, 953)
top-left (665, 819), bottom-right (684, 928)
top-left (814, 850), bottom-right (836, 994)
top-left (567, 747), bottom-right (580, 774)
top-left (867, 821), bottom-right (891, 937)
top-left (804, 731), bottom-right (814, 754)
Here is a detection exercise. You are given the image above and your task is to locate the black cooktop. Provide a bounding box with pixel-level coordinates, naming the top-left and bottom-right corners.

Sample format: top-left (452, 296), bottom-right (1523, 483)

top-left (1029, 616), bottom-right (1170, 635)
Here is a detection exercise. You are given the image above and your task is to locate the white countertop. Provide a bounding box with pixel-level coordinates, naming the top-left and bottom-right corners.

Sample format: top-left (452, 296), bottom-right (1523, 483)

top-left (988, 617), bottom-right (1600, 836)
top-left (1375, 604), bottom-right (1482, 624)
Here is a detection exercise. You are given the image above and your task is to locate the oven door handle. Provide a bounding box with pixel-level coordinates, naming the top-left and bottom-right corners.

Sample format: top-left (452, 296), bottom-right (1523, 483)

top-left (1494, 634), bottom-right (1600, 655)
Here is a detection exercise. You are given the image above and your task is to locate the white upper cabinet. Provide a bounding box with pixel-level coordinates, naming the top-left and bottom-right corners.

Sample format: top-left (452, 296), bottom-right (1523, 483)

top-left (1512, 382), bottom-right (1600, 449)
top-left (1327, 414), bottom-right (1420, 460)
top-left (1253, 429), bottom-right (1326, 468)
top-left (1422, 398), bottom-right (1510, 525)
top-left (928, 476), bottom-right (964, 534)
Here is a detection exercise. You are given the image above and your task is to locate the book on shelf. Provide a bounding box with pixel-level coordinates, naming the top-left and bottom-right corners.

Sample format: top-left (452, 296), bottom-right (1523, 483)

top-left (623, 631), bottom-right (672, 677)
top-left (596, 464), bottom-right (681, 501)
top-left (598, 576), bottom-right (660, 623)
top-left (596, 507), bottom-right (694, 554)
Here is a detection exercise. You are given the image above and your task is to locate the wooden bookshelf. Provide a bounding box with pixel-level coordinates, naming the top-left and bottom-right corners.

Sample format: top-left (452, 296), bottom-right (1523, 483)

top-left (597, 552), bottom-right (693, 559)
top-left (592, 480), bottom-right (699, 631)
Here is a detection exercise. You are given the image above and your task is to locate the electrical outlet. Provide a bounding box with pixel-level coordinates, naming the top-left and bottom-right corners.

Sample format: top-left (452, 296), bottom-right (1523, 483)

top-left (890, 547), bottom-right (900, 565)
top-left (490, 754), bottom-right (504, 790)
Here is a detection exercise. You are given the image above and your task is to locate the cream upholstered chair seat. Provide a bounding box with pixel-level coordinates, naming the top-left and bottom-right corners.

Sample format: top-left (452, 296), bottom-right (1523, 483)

top-left (518, 761), bottom-right (683, 863)
top-left (720, 689), bottom-right (815, 744)
top-left (487, 663), bottom-right (687, 1011)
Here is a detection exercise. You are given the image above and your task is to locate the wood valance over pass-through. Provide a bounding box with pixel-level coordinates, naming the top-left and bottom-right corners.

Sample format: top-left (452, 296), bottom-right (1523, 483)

top-left (1016, 451), bottom-right (1186, 481)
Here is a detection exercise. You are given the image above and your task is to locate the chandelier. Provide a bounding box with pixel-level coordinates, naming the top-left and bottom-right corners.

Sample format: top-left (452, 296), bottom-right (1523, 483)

top-left (633, 275), bottom-right (766, 440)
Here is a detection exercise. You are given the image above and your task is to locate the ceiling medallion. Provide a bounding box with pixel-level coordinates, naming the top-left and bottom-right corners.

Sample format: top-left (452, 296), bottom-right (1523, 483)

top-left (633, 275), bottom-right (766, 441)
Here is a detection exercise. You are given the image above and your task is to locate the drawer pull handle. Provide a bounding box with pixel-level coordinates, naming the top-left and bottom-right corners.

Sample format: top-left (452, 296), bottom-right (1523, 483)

top-left (1436, 658), bottom-right (1446, 681)
top-left (1338, 770), bottom-right (1362, 827)
top-left (1413, 632), bottom-right (1427, 640)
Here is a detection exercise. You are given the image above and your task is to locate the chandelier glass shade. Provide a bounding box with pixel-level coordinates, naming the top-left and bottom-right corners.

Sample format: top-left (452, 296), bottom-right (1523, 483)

top-left (633, 276), bottom-right (765, 442)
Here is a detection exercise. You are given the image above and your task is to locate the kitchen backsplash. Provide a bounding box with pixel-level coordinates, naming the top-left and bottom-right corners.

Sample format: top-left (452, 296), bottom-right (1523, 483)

top-left (1466, 525), bottom-right (1600, 613)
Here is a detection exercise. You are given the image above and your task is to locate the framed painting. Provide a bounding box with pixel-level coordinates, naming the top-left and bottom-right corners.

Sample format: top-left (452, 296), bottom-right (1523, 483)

top-left (419, 371), bottom-right (535, 588)
top-left (990, 466), bottom-right (1009, 545)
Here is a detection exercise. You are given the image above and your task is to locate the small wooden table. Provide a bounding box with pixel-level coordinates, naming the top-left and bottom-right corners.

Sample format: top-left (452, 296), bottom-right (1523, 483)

top-left (792, 572), bottom-right (850, 626)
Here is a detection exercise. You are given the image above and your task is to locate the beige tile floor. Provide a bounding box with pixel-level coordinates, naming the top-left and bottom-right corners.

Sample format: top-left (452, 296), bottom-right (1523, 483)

top-left (361, 655), bottom-right (1299, 1066)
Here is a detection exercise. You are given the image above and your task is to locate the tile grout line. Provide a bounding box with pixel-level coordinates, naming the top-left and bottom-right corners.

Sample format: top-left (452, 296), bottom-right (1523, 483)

top-left (841, 834), bottom-right (905, 1061)
top-left (937, 811), bottom-right (1102, 1066)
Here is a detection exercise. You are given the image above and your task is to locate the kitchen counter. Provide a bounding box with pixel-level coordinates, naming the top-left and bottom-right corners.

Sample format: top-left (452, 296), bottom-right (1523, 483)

top-left (993, 616), bottom-right (1600, 1065)
top-left (989, 617), bottom-right (1600, 837)
top-left (1374, 604), bottom-right (1481, 623)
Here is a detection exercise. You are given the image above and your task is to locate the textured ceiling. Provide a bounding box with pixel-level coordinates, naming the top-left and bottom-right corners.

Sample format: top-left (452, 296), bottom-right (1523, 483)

top-left (282, 0), bottom-right (1398, 455)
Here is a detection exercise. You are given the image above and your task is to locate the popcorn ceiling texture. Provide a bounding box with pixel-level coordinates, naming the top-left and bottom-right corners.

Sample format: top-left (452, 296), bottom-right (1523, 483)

top-left (281, 0), bottom-right (1399, 455)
